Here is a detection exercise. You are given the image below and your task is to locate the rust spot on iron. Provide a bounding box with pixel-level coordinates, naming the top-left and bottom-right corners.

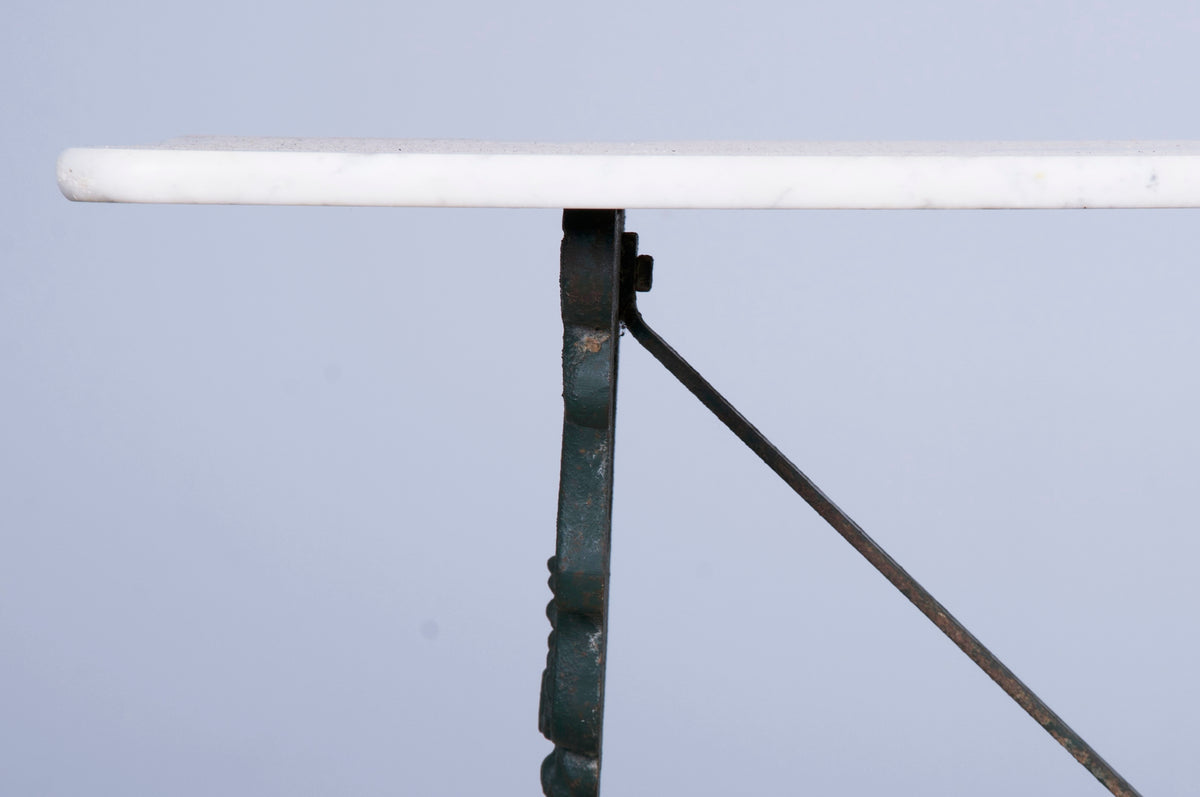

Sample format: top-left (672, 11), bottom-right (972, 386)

top-left (577, 332), bottom-right (609, 354)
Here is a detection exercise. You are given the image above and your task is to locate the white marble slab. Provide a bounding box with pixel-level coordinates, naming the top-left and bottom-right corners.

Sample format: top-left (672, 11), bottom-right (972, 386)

top-left (56, 137), bottom-right (1200, 209)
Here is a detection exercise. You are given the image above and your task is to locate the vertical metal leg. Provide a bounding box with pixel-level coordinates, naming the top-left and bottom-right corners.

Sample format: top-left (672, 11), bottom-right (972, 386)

top-left (539, 210), bottom-right (624, 796)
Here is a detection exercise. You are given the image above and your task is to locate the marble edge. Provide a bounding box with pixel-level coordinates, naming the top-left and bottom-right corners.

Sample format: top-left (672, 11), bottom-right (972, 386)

top-left (56, 143), bottom-right (1200, 208)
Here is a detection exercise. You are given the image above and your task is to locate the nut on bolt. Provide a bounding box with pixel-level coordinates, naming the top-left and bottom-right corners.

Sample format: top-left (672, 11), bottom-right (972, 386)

top-left (634, 254), bottom-right (653, 292)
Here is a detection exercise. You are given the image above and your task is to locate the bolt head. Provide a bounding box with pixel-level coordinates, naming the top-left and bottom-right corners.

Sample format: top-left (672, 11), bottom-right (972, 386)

top-left (634, 254), bottom-right (653, 292)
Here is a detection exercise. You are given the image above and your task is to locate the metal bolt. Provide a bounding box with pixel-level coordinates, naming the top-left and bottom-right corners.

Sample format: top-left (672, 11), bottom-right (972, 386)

top-left (634, 254), bottom-right (653, 292)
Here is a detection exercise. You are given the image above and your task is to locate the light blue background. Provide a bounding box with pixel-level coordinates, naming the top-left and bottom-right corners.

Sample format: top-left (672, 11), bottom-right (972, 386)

top-left (3, 2), bottom-right (1197, 794)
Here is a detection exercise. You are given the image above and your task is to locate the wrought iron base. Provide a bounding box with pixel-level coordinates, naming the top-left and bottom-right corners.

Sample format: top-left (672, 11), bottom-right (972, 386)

top-left (539, 210), bottom-right (1141, 797)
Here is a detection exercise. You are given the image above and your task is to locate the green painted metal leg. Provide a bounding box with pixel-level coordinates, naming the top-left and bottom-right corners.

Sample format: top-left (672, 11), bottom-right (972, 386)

top-left (539, 210), bottom-right (625, 796)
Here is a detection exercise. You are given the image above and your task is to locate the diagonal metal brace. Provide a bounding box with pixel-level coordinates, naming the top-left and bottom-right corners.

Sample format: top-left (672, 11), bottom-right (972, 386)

top-left (619, 249), bottom-right (1142, 797)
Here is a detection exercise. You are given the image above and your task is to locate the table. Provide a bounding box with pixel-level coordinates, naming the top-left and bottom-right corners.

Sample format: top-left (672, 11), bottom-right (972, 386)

top-left (57, 138), bottom-right (1200, 209)
top-left (60, 138), bottom-right (1194, 797)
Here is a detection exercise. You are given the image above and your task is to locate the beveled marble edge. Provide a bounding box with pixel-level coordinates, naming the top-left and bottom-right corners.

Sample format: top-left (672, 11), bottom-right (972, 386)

top-left (57, 138), bottom-right (1200, 208)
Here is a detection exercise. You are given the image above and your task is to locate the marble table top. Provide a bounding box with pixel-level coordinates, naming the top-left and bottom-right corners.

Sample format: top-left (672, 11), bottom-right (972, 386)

top-left (56, 137), bottom-right (1200, 209)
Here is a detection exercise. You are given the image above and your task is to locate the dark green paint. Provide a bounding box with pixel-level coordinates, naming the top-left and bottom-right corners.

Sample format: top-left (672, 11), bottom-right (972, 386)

top-left (539, 210), bottom-right (624, 797)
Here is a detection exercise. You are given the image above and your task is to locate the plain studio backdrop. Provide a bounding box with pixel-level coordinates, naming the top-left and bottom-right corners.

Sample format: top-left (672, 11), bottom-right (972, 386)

top-left (3, 2), bottom-right (1197, 795)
